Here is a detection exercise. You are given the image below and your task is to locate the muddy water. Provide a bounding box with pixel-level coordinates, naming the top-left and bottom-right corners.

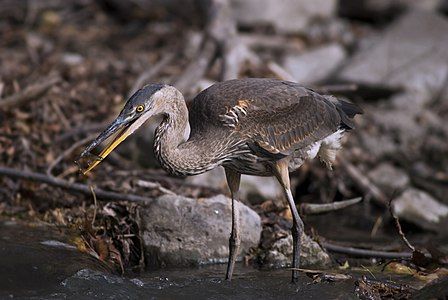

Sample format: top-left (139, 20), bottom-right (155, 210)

top-left (0, 221), bottom-right (417, 299)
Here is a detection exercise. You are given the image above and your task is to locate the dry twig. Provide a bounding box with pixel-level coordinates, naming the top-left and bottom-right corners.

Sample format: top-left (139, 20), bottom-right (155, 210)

top-left (388, 198), bottom-right (415, 252)
top-left (89, 185), bottom-right (98, 226)
top-left (0, 75), bottom-right (61, 109)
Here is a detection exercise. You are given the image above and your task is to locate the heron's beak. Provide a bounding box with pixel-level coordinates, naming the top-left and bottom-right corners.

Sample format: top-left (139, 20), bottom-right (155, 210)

top-left (77, 109), bottom-right (153, 174)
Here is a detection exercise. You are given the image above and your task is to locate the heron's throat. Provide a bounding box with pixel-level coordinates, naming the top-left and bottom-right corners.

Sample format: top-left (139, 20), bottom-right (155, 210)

top-left (153, 107), bottom-right (218, 176)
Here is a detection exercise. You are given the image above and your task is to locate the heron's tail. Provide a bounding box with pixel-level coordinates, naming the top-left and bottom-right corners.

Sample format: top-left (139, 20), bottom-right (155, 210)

top-left (335, 99), bottom-right (363, 130)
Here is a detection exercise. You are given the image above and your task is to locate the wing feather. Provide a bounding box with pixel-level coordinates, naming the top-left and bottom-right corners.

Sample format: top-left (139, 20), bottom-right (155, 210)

top-left (188, 78), bottom-right (344, 159)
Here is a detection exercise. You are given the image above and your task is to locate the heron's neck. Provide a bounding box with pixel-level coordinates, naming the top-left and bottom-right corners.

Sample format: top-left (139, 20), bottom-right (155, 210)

top-left (153, 97), bottom-right (220, 176)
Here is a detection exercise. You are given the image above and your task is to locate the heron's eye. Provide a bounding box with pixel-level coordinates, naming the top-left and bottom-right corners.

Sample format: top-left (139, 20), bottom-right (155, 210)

top-left (136, 105), bottom-right (144, 113)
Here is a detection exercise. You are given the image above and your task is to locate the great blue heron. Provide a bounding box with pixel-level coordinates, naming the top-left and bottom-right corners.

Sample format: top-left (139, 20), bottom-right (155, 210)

top-left (78, 78), bottom-right (362, 282)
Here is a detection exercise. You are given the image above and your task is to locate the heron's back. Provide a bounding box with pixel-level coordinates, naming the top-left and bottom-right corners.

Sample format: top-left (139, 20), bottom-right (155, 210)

top-left (188, 78), bottom-right (362, 174)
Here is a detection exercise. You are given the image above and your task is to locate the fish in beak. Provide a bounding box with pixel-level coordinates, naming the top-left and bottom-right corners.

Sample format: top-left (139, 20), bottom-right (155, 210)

top-left (76, 83), bottom-right (167, 174)
top-left (77, 108), bottom-right (154, 174)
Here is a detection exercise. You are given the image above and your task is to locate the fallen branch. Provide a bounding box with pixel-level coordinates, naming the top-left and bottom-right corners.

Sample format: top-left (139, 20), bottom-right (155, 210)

top-left (90, 185), bottom-right (98, 226)
top-left (300, 197), bottom-right (362, 215)
top-left (0, 75), bottom-right (61, 109)
top-left (338, 156), bottom-right (388, 206)
top-left (0, 167), bottom-right (151, 203)
top-left (322, 242), bottom-right (412, 259)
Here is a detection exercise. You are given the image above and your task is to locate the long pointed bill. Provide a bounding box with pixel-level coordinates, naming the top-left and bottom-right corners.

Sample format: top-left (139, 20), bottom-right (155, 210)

top-left (77, 110), bottom-right (153, 174)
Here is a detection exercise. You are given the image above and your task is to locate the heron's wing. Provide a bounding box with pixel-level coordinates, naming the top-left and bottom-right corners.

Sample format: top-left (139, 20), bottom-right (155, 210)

top-left (241, 95), bottom-right (340, 157)
top-left (189, 79), bottom-right (342, 157)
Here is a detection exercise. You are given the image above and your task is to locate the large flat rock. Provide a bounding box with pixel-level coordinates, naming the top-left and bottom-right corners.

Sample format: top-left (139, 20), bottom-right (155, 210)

top-left (392, 188), bottom-right (448, 231)
top-left (367, 163), bottom-right (410, 196)
top-left (231, 0), bottom-right (337, 34)
top-left (283, 43), bottom-right (346, 84)
top-left (187, 167), bottom-right (284, 205)
top-left (339, 10), bottom-right (448, 103)
top-left (139, 194), bottom-right (262, 267)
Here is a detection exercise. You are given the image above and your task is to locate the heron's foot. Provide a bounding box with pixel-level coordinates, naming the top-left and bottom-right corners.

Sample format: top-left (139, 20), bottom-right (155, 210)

top-left (291, 269), bottom-right (299, 284)
top-left (225, 233), bottom-right (240, 281)
top-left (290, 224), bottom-right (302, 284)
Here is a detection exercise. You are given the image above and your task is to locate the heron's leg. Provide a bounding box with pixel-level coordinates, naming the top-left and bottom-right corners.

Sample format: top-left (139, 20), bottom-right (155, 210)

top-left (273, 161), bottom-right (304, 283)
top-left (224, 167), bottom-right (242, 281)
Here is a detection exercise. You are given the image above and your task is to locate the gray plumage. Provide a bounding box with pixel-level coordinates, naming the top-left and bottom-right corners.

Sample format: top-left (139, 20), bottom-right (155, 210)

top-left (154, 78), bottom-right (362, 176)
top-left (80, 77), bottom-right (362, 283)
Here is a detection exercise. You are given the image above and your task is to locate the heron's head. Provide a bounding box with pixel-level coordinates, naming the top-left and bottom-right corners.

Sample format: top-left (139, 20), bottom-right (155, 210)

top-left (77, 83), bottom-right (174, 174)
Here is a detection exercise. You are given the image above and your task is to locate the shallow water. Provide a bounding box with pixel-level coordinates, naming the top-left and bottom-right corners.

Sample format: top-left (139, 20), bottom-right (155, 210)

top-left (0, 221), bottom-right (418, 299)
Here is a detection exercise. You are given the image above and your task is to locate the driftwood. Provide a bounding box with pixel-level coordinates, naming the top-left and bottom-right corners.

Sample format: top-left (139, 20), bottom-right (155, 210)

top-left (0, 75), bottom-right (61, 109)
top-left (322, 241), bottom-right (412, 259)
top-left (300, 197), bottom-right (362, 215)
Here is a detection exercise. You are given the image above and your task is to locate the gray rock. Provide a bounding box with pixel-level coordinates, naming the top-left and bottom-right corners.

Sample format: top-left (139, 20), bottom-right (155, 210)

top-left (283, 43), bottom-right (346, 85)
top-left (187, 167), bottom-right (284, 204)
top-left (264, 233), bottom-right (331, 268)
top-left (139, 194), bottom-right (262, 267)
top-left (389, 92), bottom-right (431, 112)
top-left (371, 105), bottom-right (426, 152)
top-left (305, 19), bottom-right (356, 47)
top-left (392, 188), bottom-right (448, 231)
top-left (339, 10), bottom-right (448, 104)
top-left (368, 163), bottom-right (410, 196)
top-left (358, 129), bottom-right (398, 160)
top-left (240, 175), bottom-right (284, 205)
top-left (231, 0), bottom-right (337, 34)
top-left (187, 167), bottom-right (228, 191)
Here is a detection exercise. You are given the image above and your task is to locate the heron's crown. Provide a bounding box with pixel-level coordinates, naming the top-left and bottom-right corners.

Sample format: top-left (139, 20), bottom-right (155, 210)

top-left (127, 83), bottom-right (166, 107)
